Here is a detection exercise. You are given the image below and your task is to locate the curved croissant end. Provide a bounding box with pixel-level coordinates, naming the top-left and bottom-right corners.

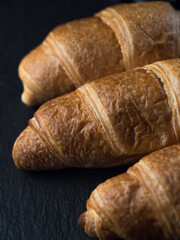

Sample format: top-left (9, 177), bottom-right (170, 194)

top-left (19, 42), bottom-right (75, 106)
top-left (78, 211), bottom-right (97, 238)
top-left (12, 126), bottom-right (66, 170)
top-left (21, 84), bottom-right (42, 107)
top-left (79, 210), bottom-right (117, 240)
top-left (18, 2), bottom-right (180, 106)
top-left (79, 144), bottom-right (180, 240)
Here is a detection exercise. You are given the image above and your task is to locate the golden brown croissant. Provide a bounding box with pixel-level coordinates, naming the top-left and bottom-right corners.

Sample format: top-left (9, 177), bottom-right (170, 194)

top-left (79, 144), bottom-right (180, 240)
top-left (19, 1), bottom-right (180, 106)
top-left (12, 58), bottom-right (180, 170)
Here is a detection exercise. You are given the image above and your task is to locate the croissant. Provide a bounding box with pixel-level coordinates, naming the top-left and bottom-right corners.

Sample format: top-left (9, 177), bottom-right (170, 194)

top-left (19, 1), bottom-right (180, 106)
top-left (12, 58), bottom-right (180, 170)
top-left (79, 144), bottom-right (180, 240)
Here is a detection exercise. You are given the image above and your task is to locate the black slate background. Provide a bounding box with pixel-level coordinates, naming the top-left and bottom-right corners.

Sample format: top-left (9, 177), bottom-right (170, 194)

top-left (1, 0), bottom-right (180, 239)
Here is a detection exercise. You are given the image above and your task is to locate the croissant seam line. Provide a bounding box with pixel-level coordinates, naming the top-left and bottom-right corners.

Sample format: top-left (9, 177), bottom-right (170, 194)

top-left (94, 14), bottom-right (125, 73)
top-left (77, 86), bottom-right (121, 157)
top-left (27, 124), bottom-right (60, 168)
top-left (128, 166), bottom-right (171, 239)
top-left (45, 36), bottom-right (83, 88)
top-left (155, 63), bottom-right (180, 135)
top-left (144, 64), bottom-right (180, 142)
top-left (137, 161), bottom-right (180, 239)
top-left (30, 117), bottom-right (68, 167)
top-left (92, 191), bottom-right (120, 239)
top-left (96, 8), bottom-right (133, 70)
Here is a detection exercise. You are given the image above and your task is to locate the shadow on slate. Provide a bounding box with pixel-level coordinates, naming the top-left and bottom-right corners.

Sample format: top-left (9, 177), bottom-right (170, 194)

top-left (1, 0), bottom-right (180, 239)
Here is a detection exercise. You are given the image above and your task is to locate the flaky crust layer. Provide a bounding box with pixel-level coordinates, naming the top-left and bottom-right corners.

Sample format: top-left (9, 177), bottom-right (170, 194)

top-left (13, 59), bottom-right (180, 170)
top-left (97, 2), bottom-right (179, 70)
top-left (79, 144), bottom-right (180, 240)
top-left (19, 2), bottom-right (180, 106)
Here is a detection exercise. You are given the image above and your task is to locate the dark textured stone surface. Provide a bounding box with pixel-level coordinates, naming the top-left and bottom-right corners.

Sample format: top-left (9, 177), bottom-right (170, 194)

top-left (0, 0), bottom-right (179, 239)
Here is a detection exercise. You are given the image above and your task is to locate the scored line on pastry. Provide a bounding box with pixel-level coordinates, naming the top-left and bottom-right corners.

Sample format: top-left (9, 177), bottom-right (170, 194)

top-left (45, 35), bottom-right (83, 88)
top-left (78, 84), bottom-right (122, 157)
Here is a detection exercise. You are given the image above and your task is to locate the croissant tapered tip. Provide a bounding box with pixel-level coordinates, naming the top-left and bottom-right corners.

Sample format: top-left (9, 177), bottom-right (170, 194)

top-left (12, 139), bottom-right (24, 170)
top-left (78, 210), bottom-right (99, 238)
top-left (18, 62), bottom-right (38, 106)
top-left (12, 125), bottom-right (66, 171)
top-left (12, 126), bottom-right (44, 170)
top-left (18, 60), bottom-right (44, 106)
top-left (78, 212), bottom-right (87, 228)
top-left (21, 85), bottom-right (40, 107)
top-left (18, 46), bottom-right (49, 107)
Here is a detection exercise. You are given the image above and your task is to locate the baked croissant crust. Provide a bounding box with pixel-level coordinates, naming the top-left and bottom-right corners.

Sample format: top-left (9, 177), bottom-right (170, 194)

top-left (19, 1), bottom-right (180, 106)
top-left (79, 143), bottom-right (180, 240)
top-left (12, 58), bottom-right (180, 170)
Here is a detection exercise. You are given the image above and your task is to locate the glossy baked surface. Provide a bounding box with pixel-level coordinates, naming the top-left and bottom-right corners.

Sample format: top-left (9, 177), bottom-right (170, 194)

top-left (80, 144), bottom-right (180, 239)
top-left (13, 59), bottom-right (180, 170)
top-left (19, 1), bottom-right (180, 106)
top-left (2, 1), bottom-right (180, 240)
